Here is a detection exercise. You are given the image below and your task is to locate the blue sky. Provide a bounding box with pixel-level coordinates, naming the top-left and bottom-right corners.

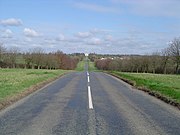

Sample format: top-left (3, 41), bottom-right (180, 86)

top-left (0, 0), bottom-right (180, 54)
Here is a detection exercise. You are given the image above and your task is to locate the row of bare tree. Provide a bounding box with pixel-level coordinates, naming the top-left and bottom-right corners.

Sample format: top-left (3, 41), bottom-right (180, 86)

top-left (0, 45), bottom-right (79, 70)
top-left (94, 37), bottom-right (180, 74)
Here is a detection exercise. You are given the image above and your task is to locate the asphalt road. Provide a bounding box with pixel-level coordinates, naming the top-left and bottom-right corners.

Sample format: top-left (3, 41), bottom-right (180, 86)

top-left (0, 65), bottom-right (180, 134)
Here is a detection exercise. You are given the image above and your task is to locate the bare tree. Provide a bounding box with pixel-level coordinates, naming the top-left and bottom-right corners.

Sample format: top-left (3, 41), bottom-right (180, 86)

top-left (168, 37), bottom-right (180, 74)
top-left (0, 43), bottom-right (6, 68)
top-left (8, 46), bottom-right (20, 68)
top-left (108, 60), bottom-right (119, 71)
top-left (161, 48), bottom-right (170, 74)
top-left (140, 56), bottom-right (150, 73)
top-left (129, 56), bottom-right (140, 73)
top-left (55, 50), bottom-right (64, 69)
top-left (31, 47), bottom-right (44, 69)
top-left (0, 43), bottom-right (6, 59)
top-left (150, 52), bottom-right (161, 74)
top-left (23, 51), bottom-right (33, 69)
top-left (44, 53), bottom-right (58, 69)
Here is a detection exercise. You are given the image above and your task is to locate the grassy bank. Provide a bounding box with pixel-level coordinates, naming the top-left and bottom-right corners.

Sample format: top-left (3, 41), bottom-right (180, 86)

top-left (111, 71), bottom-right (180, 103)
top-left (0, 69), bottom-right (68, 102)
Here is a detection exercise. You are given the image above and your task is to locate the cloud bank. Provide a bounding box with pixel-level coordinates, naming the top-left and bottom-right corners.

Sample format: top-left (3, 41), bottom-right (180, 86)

top-left (23, 28), bottom-right (40, 37)
top-left (0, 18), bottom-right (23, 26)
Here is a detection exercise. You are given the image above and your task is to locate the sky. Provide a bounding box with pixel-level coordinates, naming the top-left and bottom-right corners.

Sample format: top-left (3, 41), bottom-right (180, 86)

top-left (0, 0), bottom-right (180, 54)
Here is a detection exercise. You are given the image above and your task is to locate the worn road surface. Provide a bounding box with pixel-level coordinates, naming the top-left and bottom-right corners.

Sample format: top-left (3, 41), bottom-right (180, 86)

top-left (0, 65), bottom-right (180, 135)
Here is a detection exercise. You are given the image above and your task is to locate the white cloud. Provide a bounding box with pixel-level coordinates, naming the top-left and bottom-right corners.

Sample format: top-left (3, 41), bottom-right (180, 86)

top-left (74, 2), bottom-right (120, 14)
top-left (56, 34), bottom-right (82, 43)
top-left (105, 35), bottom-right (113, 41)
top-left (2, 29), bottom-right (13, 38)
top-left (44, 38), bottom-right (57, 44)
top-left (90, 28), bottom-right (112, 35)
top-left (87, 37), bottom-right (102, 45)
top-left (0, 24), bottom-right (173, 54)
top-left (56, 34), bottom-right (65, 41)
top-left (23, 28), bottom-right (40, 37)
top-left (0, 18), bottom-right (22, 26)
top-left (24, 37), bottom-right (32, 42)
top-left (75, 32), bottom-right (92, 38)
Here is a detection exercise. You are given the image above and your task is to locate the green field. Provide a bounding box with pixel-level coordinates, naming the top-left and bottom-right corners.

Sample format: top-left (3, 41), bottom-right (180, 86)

top-left (0, 69), bottom-right (68, 101)
top-left (111, 71), bottom-right (180, 103)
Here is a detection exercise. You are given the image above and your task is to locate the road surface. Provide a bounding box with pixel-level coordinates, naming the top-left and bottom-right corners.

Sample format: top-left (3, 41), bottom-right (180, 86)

top-left (0, 65), bottom-right (180, 134)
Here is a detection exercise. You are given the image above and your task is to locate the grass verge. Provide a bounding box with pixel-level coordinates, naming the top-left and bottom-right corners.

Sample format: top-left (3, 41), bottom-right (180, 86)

top-left (0, 69), bottom-right (69, 110)
top-left (108, 71), bottom-right (180, 109)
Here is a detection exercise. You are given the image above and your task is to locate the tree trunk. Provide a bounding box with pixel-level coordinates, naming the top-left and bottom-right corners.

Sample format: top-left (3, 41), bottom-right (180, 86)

top-left (164, 67), bottom-right (166, 74)
top-left (13, 64), bottom-right (15, 68)
top-left (136, 68), bottom-right (139, 73)
top-left (162, 62), bottom-right (167, 74)
top-left (175, 63), bottom-right (179, 74)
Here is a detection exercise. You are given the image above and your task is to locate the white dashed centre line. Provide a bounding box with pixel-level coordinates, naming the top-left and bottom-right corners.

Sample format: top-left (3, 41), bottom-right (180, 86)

top-left (87, 76), bottom-right (90, 83)
top-left (88, 86), bottom-right (93, 109)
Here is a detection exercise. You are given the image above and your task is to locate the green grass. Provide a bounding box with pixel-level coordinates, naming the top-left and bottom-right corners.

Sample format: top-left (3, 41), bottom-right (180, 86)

top-left (0, 69), bottom-right (68, 101)
top-left (111, 71), bottom-right (180, 103)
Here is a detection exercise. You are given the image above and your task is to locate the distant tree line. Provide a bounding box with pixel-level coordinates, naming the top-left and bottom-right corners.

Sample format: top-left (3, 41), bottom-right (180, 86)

top-left (0, 44), bottom-right (80, 70)
top-left (93, 37), bottom-right (180, 74)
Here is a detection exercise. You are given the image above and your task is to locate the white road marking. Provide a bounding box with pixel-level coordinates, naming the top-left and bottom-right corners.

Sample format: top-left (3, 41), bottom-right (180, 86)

top-left (88, 86), bottom-right (93, 109)
top-left (87, 71), bottom-right (89, 76)
top-left (87, 76), bottom-right (90, 83)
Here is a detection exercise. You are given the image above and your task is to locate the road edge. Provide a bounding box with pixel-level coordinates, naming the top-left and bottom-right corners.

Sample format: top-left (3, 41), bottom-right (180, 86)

top-left (105, 72), bottom-right (180, 110)
top-left (0, 72), bottom-right (69, 111)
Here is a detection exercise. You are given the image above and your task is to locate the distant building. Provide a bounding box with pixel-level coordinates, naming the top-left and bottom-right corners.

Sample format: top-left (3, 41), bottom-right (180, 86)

top-left (85, 53), bottom-right (89, 57)
top-left (100, 57), bottom-right (114, 60)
